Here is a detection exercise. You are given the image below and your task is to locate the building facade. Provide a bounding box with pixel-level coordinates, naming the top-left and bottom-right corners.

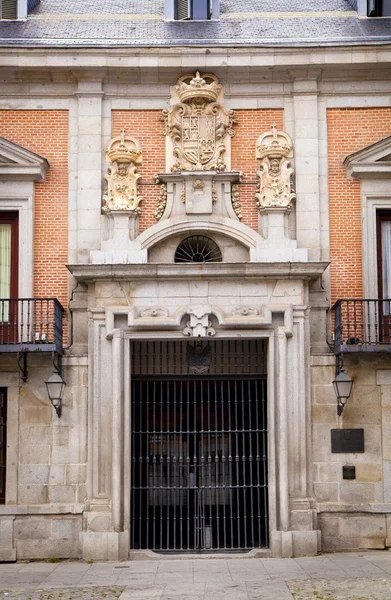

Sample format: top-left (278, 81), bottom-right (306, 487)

top-left (0, 0), bottom-right (391, 561)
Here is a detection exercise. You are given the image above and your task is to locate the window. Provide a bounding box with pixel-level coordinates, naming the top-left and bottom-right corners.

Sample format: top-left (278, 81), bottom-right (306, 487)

top-left (174, 235), bottom-right (222, 263)
top-left (0, 0), bottom-right (17, 19)
top-left (377, 211), bottom-right (391, 302)
top-left (0, 212), bottom-right (18, 321)
top-left (367, 0), bottom-right (391, 16)
top-left (166, 0), bottom-right (217, 20)
top-left (0, 388), bottom-right (6, 503)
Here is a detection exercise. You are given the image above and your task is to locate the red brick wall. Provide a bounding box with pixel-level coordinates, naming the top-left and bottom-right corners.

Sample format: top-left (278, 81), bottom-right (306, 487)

top-left (112, 111), bottom-right (165, 233)
top-left (0, 111), bottom-right (68, 332)
top-left (113, 109), bottom-right (284, 233)
top-left (327, 108), bottom-right (391, 303)
top-left (231, 109), bottom-right (284, 230)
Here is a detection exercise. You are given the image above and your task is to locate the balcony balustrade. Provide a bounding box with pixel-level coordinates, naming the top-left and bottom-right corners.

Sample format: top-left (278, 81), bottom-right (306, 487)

top-left (0, 298), bottom-right (64, 355)
top-left (333, 299), bottom-right (391, 355)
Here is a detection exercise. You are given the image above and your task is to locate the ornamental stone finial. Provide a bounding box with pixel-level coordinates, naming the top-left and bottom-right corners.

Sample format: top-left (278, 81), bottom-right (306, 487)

top-left (102, 131), bottom-right (143, 214)
top-left (255, 126), bottom-right (296, 211)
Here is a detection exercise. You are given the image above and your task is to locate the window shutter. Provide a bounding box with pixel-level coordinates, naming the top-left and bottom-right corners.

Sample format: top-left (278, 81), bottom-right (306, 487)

top-left (1, 0), bottom-right (18, 19)
top-left (176, 0), bottom-right (191, 20)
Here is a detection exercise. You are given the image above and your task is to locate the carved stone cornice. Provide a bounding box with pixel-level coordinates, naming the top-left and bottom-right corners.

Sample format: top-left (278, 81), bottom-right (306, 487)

top-left (68, 261), bottom-right (329, 283)
top-left (0, 136), bottom-right (49, 182)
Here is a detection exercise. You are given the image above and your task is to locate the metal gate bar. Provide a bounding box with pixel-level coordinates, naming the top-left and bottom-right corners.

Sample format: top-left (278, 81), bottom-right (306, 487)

top-left (131, 341), bottom-right (268, 552)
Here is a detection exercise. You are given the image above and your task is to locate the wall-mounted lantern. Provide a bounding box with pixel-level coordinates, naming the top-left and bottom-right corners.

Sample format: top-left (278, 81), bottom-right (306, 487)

top-left (333, 367), bottom-right (353, 416)
top-left (45, 371), bottom-right (66, 418)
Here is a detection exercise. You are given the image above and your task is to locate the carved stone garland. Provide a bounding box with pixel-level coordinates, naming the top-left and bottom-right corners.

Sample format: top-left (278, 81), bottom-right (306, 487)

top-left (102, 130), bottom-right (143, 214)
top-left (255, 125), bottom-right (296, 211)
top-left (231, 184), bottom-right (242, 220)
top-left (155, 183), bottom-right (167, 221)
top-left (162, 72), bottom-right (236, 173)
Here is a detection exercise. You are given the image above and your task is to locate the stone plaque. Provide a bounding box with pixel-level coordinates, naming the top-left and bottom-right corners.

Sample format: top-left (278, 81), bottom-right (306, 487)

top-left (331, 429), bottom-right (364, 453)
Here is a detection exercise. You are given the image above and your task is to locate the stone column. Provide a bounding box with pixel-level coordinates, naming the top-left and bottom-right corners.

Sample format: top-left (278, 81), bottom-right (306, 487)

top-left (292, 77), bottom-right (321, 262)
top-left (81, 313), bottom-right (128, 561)
top-left (74, 77), bottom-right (104, 264)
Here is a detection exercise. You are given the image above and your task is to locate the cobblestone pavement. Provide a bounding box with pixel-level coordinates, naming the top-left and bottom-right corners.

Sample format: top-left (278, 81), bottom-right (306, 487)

top-left (1, 552), bottom-right (391, 599)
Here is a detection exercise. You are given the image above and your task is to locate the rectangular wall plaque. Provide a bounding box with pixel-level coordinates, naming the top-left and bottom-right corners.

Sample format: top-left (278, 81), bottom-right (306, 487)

top-left (331, 429), bottom-right (364, 453)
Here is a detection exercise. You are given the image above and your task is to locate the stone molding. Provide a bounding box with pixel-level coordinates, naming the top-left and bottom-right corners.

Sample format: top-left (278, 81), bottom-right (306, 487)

top-left (69, 261), bottom-right (328, 282)
top-left (344, 134), bottom-right (391, 179)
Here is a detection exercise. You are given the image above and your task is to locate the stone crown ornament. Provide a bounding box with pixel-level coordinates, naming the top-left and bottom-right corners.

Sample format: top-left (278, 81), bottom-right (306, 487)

top-left (106, 130), bottom-right (142, 165)
top-left (256, 125), bottom-right (293, 160)
top-left (102, 130), bottom-right (143, 214)
top-left (163, 72), bottom-right (236, 172)
top-left (174, 72), bottom-right (221, 104)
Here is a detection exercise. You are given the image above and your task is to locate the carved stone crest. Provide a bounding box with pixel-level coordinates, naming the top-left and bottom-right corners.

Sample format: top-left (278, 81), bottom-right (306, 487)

top-left (255, 125), bottom-right (296, 211)
top-left (163, 72), bottom-right (236, 172)
top-left (186, 343), bottom-right (212, 374)
top-left (102, 130), bottom-right (143, 214)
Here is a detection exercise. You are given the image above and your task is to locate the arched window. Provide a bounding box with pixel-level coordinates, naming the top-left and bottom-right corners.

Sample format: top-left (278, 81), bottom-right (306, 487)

top-left (174, 235), bottom-right (222, 263)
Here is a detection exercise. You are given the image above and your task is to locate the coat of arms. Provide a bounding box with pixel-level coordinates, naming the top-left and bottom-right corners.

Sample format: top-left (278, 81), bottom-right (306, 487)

top-left (163, 72), bottom-right (236, 172)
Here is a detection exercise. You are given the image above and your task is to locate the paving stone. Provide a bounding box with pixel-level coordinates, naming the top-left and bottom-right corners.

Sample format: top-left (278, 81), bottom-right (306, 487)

top-left (287, 576), bottom-right (391, 599)
top-left (0, 586), bottom-right (125, 600)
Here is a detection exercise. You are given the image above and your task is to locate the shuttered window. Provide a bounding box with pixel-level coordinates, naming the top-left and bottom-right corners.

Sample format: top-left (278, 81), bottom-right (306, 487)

top-left (175, 0), bottom-right (191, 20)
top-left (0, 0), bottom-right (17, 19)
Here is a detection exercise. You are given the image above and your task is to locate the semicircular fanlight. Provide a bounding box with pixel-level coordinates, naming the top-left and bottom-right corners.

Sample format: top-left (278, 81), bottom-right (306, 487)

top-left (174, 235), bottom-right (222, 263)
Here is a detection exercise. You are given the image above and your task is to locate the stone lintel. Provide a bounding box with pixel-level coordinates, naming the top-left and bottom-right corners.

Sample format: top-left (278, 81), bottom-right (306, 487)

top-left (68, 261), bottom-right (329, 283)
top-left (157, 171), bottom-right (242, 183)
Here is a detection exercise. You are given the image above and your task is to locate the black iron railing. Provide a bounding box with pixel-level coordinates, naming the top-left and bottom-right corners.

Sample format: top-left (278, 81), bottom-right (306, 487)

top-left (0, 298), bottom-right (64, 355)
top-left (333, 299), bottom-right (391, 354)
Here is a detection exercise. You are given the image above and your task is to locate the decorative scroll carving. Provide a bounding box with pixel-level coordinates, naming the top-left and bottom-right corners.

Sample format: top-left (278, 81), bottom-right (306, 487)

top-left (231, 184), bottom-right (242, 219)
top-left (163, 72), bottom-right (236, 172)
top-left (182, 306), bottom-right (216, 338)
top-left (155, 183), bottom-right (167, 220)
top-left (186, 343), bottom-right (212, 374)
top-left (102, 130), bottom-right (143, 214)
top-left (232, 307), bottom-right (259, 316)
top-left (140, 307), bottom-right (169, 318)
top-left (255, 125), bottom-right (296, 211)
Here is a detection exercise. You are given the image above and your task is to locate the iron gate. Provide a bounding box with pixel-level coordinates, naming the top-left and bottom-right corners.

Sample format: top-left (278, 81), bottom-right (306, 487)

top-left (130, 340), bottom-right (268, 552)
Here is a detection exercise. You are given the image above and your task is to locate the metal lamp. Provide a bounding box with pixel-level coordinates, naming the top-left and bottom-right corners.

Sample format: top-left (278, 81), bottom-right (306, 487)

top-left (45, 371), bottom-right (66, 418)
top-left (333, 368), bottom-right (353, 416)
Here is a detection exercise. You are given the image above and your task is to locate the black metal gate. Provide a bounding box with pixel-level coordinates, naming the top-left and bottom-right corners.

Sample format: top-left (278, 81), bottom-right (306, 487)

top-left (130, 340), bottom-right (268, 552)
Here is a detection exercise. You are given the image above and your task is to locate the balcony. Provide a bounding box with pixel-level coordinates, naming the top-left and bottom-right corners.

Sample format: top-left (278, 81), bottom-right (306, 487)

top-left (0, 298), bottom-right (64, 355)
top-left (333, 299), bottom-right (391, 355)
